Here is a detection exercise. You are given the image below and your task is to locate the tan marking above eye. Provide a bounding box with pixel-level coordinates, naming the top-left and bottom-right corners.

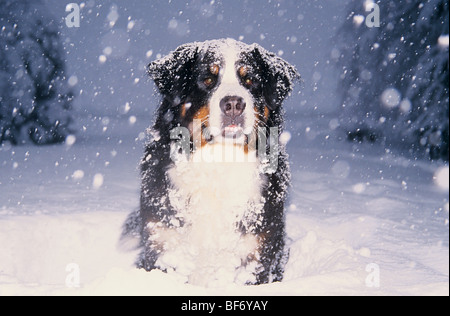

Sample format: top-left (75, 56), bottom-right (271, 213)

top-left (210, 64), bottom-right (220, 75)
top-left (239, 66), bottom-right (248, 78)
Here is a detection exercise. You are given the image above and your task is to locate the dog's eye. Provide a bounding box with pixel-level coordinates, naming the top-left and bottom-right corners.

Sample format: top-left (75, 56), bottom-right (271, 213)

top-left (204, 77), bottom-right (214, 86)
top-left (239, 66), bottom-right (256, 88)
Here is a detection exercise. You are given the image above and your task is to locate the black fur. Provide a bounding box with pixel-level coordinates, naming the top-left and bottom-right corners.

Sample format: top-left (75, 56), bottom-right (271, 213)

top-left (123, 39), bottom-right (299, 285)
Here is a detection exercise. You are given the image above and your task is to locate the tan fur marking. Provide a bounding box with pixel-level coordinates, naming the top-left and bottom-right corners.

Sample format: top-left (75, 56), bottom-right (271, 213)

top-left (264, 106), bottom-right (270, 121)
top-left (193, 105), bottom-right (210, 147)
top-left (239, 66), bottom-right (248, 78)
top-left (210, 64), bottom-right (220, 76)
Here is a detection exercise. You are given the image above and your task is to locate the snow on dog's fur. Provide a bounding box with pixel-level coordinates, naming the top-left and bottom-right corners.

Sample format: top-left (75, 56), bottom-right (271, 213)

top-left (122, 38), bottom-right (299, 286)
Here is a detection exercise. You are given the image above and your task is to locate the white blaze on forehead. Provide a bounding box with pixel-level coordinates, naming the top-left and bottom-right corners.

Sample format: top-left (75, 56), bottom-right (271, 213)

top-left (220, 40), bottom-right (240, 84)
top-left (209, 40), bottom-right (255, 134)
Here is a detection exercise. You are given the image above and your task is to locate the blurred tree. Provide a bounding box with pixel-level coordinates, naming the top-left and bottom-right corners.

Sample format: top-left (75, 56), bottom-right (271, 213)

top-left (335, 0), bottom-right (449, 161)
top-left (0, 0), bottom-right (74, 145)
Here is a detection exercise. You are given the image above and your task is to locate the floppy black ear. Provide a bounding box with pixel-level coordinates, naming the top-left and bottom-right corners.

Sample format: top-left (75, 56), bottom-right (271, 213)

top-left (249, 44), bottom-right (300, 110)
top-left (147, 43), bottom-right (199, 99)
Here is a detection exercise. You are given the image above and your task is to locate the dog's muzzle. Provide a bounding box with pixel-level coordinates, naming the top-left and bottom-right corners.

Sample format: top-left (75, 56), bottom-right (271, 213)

top-left (220, 95), bottom-right (246, 138)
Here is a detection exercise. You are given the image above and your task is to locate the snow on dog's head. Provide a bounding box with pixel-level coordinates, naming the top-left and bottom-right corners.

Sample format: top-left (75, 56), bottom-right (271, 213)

top-left (147, 38), bottom-right (299, 150)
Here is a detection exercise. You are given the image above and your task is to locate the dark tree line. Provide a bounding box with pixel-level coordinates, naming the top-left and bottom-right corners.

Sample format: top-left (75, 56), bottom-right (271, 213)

top-left (0, 0), bottom-right (74, 145)
top-left (335, 0), bottom-right (449, 161)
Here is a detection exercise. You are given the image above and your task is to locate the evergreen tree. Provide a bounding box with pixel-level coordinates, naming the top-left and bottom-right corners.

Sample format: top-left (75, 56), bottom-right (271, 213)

top-left (335, 0), bottom-right (449, 160)
top-left (0, 0), bottom-right (74, 145)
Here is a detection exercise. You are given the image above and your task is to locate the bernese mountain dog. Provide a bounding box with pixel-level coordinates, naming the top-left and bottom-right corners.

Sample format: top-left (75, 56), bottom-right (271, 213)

top-left (123, 38), bottom-right (299, 286)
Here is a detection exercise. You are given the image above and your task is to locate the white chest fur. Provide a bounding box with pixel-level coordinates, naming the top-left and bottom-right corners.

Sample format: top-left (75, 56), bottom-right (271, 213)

top-left (150, 143), bottom-right (265, 286)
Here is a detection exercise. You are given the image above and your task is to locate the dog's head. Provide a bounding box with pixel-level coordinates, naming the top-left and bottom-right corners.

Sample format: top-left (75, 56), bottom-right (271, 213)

top-left (148, 38), bottom-right (299, 148)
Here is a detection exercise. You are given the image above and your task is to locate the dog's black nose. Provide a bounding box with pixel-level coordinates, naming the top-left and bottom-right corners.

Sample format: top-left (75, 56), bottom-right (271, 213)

top-left (220, 96), bottom-right (246, 119)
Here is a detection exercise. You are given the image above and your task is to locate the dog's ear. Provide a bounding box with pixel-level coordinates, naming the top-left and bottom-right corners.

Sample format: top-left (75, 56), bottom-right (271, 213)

top-left (248, 44), bottom-right (300, 110)
top-left (148, 43), bottom-right (199, 99)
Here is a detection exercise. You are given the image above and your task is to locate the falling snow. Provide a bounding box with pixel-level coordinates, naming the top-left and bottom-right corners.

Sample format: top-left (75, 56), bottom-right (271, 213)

top-left (0, 0), bottom-right (448, 295)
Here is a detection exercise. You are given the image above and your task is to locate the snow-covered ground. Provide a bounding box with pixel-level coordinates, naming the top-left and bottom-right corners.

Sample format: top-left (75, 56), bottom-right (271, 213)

top-left (0, 114), bottom-right (448, 296)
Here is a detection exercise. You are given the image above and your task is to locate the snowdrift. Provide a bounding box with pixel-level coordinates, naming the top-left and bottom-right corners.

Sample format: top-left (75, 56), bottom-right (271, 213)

top-left (0, 117), bottom-right (448, 296)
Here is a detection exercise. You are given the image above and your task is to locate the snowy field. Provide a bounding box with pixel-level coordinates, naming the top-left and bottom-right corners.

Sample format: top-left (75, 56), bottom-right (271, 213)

top-left (0, 114), bottom-right (448, 296)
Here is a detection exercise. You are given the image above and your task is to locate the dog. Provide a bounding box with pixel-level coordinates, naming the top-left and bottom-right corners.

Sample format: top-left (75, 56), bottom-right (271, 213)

top-left (123, 38), bottom-right (299, 286)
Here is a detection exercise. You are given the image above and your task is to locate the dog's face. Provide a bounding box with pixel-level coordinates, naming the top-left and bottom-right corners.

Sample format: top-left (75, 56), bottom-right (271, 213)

top-left (148, 39), bottom-right (299, 148)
